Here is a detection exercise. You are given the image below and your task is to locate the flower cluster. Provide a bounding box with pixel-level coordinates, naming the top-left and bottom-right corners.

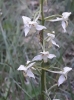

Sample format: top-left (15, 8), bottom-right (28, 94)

top-left (17, 12), bottom-right (72, 88)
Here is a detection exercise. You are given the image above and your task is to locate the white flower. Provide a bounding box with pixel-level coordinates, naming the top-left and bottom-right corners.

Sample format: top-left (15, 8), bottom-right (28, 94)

top-left (32, 51), bottom-right (56, 63)
top-left (50, 12), bottom-right (71, 32)
top-left (17, 62), bottom-right (35, 79)
top-left (22, 16), bottom-right (46, 36)
top-left (47, 33), bottom-right (59, 47)
top-left (50, 67), bottom-right (72, 86)
top-left (62, 12), bottom-right (71, 20)
top-left (58, 67), bottom-right (72, 86)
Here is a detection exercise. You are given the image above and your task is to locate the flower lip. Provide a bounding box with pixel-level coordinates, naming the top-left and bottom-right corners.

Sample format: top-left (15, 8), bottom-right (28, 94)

top-left (58, 74), bottom-right (66, 86)
top-left (40, 51), bottom-right (49, 63)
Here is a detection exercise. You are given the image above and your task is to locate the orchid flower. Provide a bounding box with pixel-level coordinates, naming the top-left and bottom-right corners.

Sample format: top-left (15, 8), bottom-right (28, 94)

top-left (17, 62), bottom-right (35, 79)
top-left (58, 67), bottom-right (72, 86)
top-left (46, 33), bottom-right (59, 47)
top-left (22, 16), bottom-right (46, 36)
top-left (49, 67), bottom-right (72, 86)
top-left (50, 12), bottom-right (71, 32)
top-left (32, 51), bottom-right (56, 63)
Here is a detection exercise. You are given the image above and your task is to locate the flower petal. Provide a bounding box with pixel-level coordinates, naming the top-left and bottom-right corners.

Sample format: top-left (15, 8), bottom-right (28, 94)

top-left (22, 16), bottom-right (31, 24)
top-left (17, 65), bottom-right (27, 71)
top-left (43, 56), bottom-right (48, 63)
top-left (48, 54), bottom-right (56, 59)
top-left (50, 17), bottom-right (63, 22)
top-left (51, 40), bottom-right (59, 47)
top-left (62, 12), bottom-right (71, 19)
top-left (61, 21), bottom-right (67, 33)
top-left (27, 69), bottom-right (35, 79)
top-left (63, 67), bottom-right (72, 74)
top-left (36, 25), bottom-right (46, 30)
top-left (24, 26), bottom-right (30, 36)
top-left (58, 75), bottom-right (66, 86)
top-left (27, 62), bottom-right (35, 69)
top-left (32, 55), bottom-right (42, 61)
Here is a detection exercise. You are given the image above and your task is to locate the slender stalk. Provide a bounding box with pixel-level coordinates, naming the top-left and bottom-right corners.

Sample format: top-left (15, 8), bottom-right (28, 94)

top-left (40, 0), bottom-right (46, 100)
top-left (41, 62), bottom-right (46, 100)
top-left (40, 0), bottom-right (44, 44)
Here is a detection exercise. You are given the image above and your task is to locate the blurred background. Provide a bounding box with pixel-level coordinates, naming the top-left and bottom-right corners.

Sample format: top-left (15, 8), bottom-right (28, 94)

top-left (0, 0), bottom-right (74, 100)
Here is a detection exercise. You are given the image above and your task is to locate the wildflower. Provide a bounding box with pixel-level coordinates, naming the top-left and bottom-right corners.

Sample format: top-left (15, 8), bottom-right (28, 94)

top-left (17, 62), bottom-right (35, 79)
top-left (50, 12), bottom-right (71, 32)
top-left (50, 67), bottom-right (72, 86)
top-left (46, 33), bottom-right (59, 47)
top-left (32, 51), bottom-right (56, 63)
top-left (22, 16), bottom-right (46, 36)
top-left (58, 67), bottom-right (72, 86)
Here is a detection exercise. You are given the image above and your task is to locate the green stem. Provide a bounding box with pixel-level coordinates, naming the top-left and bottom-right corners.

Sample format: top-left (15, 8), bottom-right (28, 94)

top-left (41, 63), bottom-right (46, 100)
top-left (40, 0), bottom-right (46, 100)
top-left (40, 0), bottom-right (44, 44)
